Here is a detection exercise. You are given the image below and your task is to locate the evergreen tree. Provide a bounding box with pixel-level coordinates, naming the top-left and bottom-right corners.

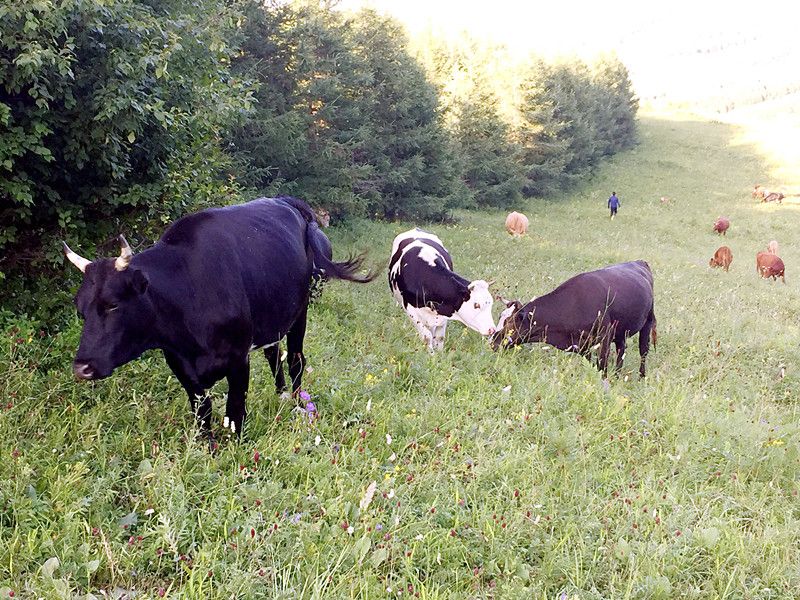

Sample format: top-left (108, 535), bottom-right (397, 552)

top-left (347, 9), bottom-right (468, 220)
top-left (516, 58), bottom-right (572, 196)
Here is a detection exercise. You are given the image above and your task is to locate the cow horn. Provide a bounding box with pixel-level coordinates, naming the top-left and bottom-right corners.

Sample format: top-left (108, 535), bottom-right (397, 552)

top-left (115, 234), bottom-right (133, 271)
top-left (486, 280), bottom-right (496, 287)
top-left (62, 241), bottom-right (91, 273)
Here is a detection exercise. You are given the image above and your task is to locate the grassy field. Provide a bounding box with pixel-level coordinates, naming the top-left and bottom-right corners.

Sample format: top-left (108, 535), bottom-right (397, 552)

top-left (3, 111), bottom-right (800, 599)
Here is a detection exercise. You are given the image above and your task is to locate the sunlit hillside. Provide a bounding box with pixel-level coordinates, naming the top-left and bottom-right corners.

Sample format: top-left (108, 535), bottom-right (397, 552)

top-left (339, 0), bottom-right (800, 113)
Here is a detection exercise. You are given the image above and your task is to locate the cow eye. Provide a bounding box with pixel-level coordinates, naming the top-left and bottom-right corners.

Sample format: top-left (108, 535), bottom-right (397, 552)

top-left (473, 302), bottom-right (481, 309)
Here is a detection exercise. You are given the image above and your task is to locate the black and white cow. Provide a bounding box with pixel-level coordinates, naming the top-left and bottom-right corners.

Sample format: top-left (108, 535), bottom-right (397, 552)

top-left (388, 228), bottom-right (495, 350)
top-left (64, 196), bottom-right (377, 436)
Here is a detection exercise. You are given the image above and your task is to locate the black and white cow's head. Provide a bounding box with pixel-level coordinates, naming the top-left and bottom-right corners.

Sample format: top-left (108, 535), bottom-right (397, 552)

top-left (449, 279), bottom-right (495, 336)
top-left (64, 236), bottom-right (156, 380)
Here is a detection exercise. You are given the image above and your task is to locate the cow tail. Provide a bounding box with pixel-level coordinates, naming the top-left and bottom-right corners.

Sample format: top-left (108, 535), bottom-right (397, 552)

top-left (306, 221), bottom-right (380, 283)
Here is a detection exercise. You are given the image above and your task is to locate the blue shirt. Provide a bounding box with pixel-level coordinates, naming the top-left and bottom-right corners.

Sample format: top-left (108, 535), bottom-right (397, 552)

top-left (608, 194), bottom-right (620, 209)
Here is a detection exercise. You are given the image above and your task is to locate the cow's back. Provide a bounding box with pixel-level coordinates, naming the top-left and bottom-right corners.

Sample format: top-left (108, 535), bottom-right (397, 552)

top-left (146, 198), bottom-right (312, 344)
top-left (535, 261), bottom-right (653, 332)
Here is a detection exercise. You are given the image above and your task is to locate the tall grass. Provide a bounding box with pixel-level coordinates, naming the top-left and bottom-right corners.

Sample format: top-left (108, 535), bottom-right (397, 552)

top-left (2, 112), bottom-right (800, 598)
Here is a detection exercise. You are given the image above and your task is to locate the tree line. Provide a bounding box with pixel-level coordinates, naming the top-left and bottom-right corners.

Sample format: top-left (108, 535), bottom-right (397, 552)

top-left (0, 0), bottom-right (637, 317)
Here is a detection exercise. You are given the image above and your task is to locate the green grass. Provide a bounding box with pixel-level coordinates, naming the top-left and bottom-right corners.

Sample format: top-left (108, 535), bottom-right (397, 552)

top-left (3, 112), bottom-right (800, 598)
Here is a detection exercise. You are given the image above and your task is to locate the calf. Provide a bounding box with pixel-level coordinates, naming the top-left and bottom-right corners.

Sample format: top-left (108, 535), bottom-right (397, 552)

top-left (491, 261), bottom-right (656, 377)
top-left (64, 196), bottom-right (377, 436)
top-left (709, 246), bottom-right (733, 271)
top-left (767, 240), bottom-right (779, 255)
top-left (752, 185), bottom-right (766, 200)
top-left (389, 228), bottom-right (495, 351)
top-left (756, 251), bottom-right (786, 282)
top-left (505, 211), bottom-right (529, 237)
top-left (713, 217), bottom-right (730, 235)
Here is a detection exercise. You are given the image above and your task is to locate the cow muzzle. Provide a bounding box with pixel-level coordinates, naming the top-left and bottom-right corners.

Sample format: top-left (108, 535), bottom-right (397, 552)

top-left (73, 361), bottom-right (97, 380)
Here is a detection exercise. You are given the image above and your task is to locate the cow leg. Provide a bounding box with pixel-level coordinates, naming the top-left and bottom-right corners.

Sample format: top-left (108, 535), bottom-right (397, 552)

top-left (432, 320), bottom-right (448, 351)
top-left (264, 343), bottom-right (286, 393)
top-left (596, 335), bottom-right (612, 376)
top-left (164, 350), bottom-right (211, 433)
top-left (286, 306), bottom-right (308, 395)
top-left (408, 313), bottom-right (435, 350)
top-left (615, 335), bottom-right (627, 372)
top-left (225, 358), bottom-right (250, 437)
top-left (638, 310), bottom-right (656, 378)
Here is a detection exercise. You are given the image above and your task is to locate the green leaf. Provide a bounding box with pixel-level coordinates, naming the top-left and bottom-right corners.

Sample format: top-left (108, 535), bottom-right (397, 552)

top-left (127, 131), bottom-right (136, 143)
top-left (41, 556), bottom-right (60, 578)
top-left (353, 536), bottom-right (371, 564)
top-left (370, 547), bottom-right (388, 568)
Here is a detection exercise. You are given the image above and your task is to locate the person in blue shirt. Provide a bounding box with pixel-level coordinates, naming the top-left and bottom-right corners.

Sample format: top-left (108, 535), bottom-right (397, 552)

top-left (608, 192), bottom-right (620, 219)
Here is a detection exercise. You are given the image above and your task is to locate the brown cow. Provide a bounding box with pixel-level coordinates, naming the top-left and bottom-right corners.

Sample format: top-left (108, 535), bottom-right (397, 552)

top-left (752, 185), bottom-right (766, 199)
top-left (767, 240), bottom-right (779, 255)
top-left (762, 192), bottom-right (784, 204)
top-left (713, 217), bottom-right (730, 235)
top-left (709, 246), bottom-right (733, 271)
top-left (505, 211), bottom-right (529, 237)
top-left (756, 252), bottom-right (785, 282)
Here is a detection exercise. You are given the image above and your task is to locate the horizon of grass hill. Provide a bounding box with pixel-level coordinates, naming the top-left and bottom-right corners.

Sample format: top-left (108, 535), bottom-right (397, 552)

top-left (2, 110), bottom-right (800, 599)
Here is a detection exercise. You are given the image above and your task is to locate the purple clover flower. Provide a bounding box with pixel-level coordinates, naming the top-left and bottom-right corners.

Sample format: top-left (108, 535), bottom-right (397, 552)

top-left (299, 390), bottom-right (311, 402)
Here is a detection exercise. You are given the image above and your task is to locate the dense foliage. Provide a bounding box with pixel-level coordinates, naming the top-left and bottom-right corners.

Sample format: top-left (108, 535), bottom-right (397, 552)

top-left (0, 0), bottom-right (638, 317)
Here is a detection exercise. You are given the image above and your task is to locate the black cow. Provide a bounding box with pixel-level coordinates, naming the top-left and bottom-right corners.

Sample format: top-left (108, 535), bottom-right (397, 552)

top-left (63, 196), bottom-right (376, 436)
top-left (491, 260), bottom-right (656, 377)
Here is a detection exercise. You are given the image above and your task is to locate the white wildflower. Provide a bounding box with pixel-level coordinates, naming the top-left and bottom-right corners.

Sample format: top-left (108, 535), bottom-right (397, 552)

top-left (415, 534), bottom-right (423, 541)
top-left (389, 452), bottom-right (396, 462)
top-left (366, 399), bottom-right (372, 412)
top-left (346, 525), bottom-right (354, 535)
top-left (144, 508), bottom-right (154, 516)
top-left (223, 416), bottom-right (230, 429)
top-left (387, 488), bottom-right (395, 499)
top-left (314, 435), bottom-right (321, 446)
top-left (386, 434), bottom-right (392, 445)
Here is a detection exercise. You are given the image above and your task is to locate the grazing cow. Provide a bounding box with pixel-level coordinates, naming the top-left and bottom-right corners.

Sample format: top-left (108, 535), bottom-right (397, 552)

top-left (491, 261), bottom-right (656, 377)
top-left (762, 192), bottom-right (784, 204)
top-left (756, 251), bottom-right (786, 282)
top-left (64, 196), bottom-right (377, 436)
top-left (713, 217), bottom-right (730, 235)
top-left (389, 228), bottom-right (495, 351)
top-left (709, 246), bottom-right (733, 271)
top-left (752, 185), bottom-right (766, 199)
top-left (505, 211), bottom-right (529, 237)
top-left (767, 240), bottom-right (779, 255)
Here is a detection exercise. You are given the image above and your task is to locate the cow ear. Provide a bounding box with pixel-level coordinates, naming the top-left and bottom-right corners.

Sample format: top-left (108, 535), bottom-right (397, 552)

top-left (129, 269), bottom-right (149, 295)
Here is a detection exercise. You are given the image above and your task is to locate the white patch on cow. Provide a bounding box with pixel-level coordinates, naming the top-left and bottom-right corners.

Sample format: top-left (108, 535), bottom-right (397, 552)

top-left (390, 228), bottom-right (446, 258)
top-left (415, 242), bottom-right (441, 267)
top-left (404, 304), bottom-right (448, 351)
top-left (451, 280), bottom-right (495, 336)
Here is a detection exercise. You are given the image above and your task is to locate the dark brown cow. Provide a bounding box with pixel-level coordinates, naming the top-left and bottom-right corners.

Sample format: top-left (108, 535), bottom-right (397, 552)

top-left (713, 217), bottom-right (730, 236)
top-left (762, 192), bottom-right (784, 204)
top-left (756, 252), bottom-right (785, 282)
top-left (491, 260), bottom-right (656, 377)
top-left (709, 246), bottom-right (733, 271)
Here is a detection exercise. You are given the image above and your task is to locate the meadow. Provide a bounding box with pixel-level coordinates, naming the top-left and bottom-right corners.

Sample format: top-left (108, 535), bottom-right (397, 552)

top-left (2, 111), bottom-right (800, 599)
